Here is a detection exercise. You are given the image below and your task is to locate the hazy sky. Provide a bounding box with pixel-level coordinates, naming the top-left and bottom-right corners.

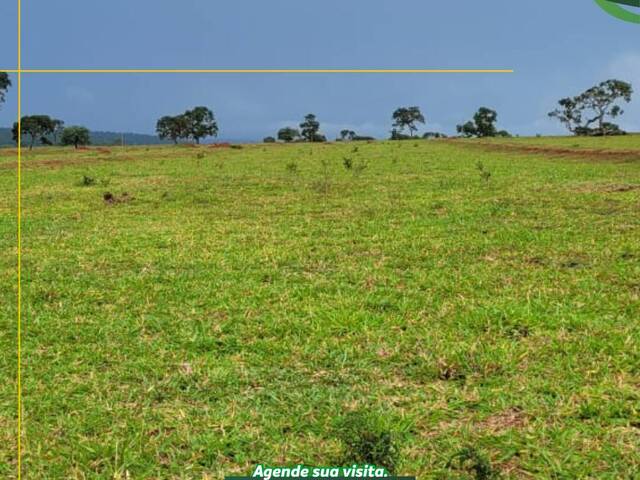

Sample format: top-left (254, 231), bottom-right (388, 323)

top-left (1, 0), bottom-right (640, 140)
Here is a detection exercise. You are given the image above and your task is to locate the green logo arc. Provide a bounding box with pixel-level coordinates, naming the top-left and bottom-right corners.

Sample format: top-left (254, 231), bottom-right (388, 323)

top-left (595, 0), bottom-right (640, 23)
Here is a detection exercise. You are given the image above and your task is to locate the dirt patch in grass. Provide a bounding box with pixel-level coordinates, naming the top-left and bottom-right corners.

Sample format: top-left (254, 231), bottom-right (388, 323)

top-left (476, 408), bottom-right (528, 434)
top-left (574, 183), bottom-right (640, 194)
top-left (103, 192), bottom-right (134, 204)
top-left (463, 142), bottom-right (640, 162)
top-left (0, 155), bottom-right (135, 170)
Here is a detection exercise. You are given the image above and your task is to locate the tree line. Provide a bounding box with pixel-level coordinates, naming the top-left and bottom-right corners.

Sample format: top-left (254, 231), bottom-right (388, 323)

top-left (156, 107), bottom-right (218, 144)
top-left (11, 114), bottom-right (90, 150)
top-left (0, 73), bottom-right (634, 147)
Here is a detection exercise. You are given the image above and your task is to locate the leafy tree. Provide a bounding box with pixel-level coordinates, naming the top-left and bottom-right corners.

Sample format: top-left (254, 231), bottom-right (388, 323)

top-left (457, 107), bottom-right (508, 138)
top-left (60, 126), bottom-right (91, 148)
top-left (549, 79), bottom-right (632, 136)
top-left (456, 121), bottom-right (477, 138)
top-left (184, 106), bottom-right (218, 144)
top-left (392, 106), bottom-right (425, 137)
top-left (12, 115), bottom-right (57, 149)
top-left (300, 114), bottom-right (323, 142)
top-left (0, 72), bottom-right (11, 106)
top-left (263, 136), bottom-right (276, 143)
top-left (277, 127), bottom-right (300, 143)
top-left (156, 115), bottom-right (188, 144)
top-left (340, 129), bottom-right (356, 141)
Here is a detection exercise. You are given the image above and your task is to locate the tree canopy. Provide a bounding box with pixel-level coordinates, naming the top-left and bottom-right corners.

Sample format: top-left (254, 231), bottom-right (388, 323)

top-left (60, 126), bottom-right (91, 148)
top-left (339, 129), bottom-right (356, 141)
top-left (185, 106), bottom-right (218, 144)
top-left (548, 79), bottom-right (632, 136)
top-left (277, 127), bottom-right (300, 143)
top-left (12, 115), bottom-right (61, 149)
top-left (392, 106), bottom-right (425, 137)
top-left (300, 114), bottom-right (325, 142)
top-left (156, 115), bottom-right (189, 144)
top-left (0, 72), bottom-right (11, 106)
top-left (456, 107), bottom-right (509, 138)
top-left (156, 107), bottom-right (218, 144)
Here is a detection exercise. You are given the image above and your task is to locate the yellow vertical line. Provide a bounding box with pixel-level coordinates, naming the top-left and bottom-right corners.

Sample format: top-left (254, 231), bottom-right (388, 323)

top-left (16, 0), bottom-right (22, 475)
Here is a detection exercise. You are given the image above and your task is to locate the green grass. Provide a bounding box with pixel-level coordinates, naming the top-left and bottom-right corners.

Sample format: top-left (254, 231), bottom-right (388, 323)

top-left (1, 139), bottom-right (639, 478)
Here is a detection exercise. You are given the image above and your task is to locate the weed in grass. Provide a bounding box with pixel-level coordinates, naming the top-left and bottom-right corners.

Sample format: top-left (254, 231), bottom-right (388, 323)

top-left (285, 160), bottom-right (299, 174)
top-left (196, 152), bottom-right (205, 159)
top-left (79, 175), bottom-right (97, 186)
top-left (446, 447), bottom-right (500, 480)
top-left (335, 410), bottom-right (401, 473)
top-left (352, 146), bottom-right (359, 153)
top-left (352, 159), bottom-right (369, 177)
top-left (343, 157), bottom-right (353, 170)
top-left (311, 158), bottom-right (332, 195)
top-left (476, 161), bottom-right (492, 182)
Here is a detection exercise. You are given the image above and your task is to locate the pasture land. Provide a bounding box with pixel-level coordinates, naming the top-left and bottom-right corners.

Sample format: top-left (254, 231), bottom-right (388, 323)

top-left (1, 138), bottom-right (639, 478)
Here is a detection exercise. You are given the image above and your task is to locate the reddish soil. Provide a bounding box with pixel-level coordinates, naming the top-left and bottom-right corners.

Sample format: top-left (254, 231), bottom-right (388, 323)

top-left (461, 141), bottom-right (640, 162)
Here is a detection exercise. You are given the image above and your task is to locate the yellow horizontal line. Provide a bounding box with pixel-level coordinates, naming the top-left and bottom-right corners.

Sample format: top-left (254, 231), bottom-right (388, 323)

top-left (1, 68), bottom-right (514, 74)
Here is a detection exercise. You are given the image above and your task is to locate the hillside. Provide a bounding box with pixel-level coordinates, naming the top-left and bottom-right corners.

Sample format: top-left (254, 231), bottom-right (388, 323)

top-left (0, 128), bottom-right (170, 146)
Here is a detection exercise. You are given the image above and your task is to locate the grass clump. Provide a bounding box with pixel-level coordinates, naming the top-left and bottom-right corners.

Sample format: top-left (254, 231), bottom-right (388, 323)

top-left (335, 410), bottom-right (402, 473)
top-left (446, 447), bottom-right (500, 480)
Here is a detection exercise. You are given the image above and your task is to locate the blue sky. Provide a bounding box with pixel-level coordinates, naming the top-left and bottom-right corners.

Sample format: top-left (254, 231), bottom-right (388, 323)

top-left (1, 0), bottom-right (640, 141)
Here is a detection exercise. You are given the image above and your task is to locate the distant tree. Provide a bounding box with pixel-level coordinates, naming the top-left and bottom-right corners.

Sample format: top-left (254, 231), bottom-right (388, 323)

top-left (472, 107), bottom-right (498, 137)
top-left (60, 126), bottom-right (91, 148)
top-left (300, 114), bottom-right (323, 142)
top-left (184, 106), bottom-right (218, 144)
top-left (51, 119), bottom-right (65, 144)
top-left (392, 106), bottom-right (425, 137)
top-left (12, 115), bottom-right (57, 149)
top-left (549, 79), bottom-right (632, 136)
top-left (456, 121), bottom-right (477, 138)
top-left (457, 107), bottom-right (508, 138)
top-left (263, 136), bottom-right (276, 143)
top-left (423, 132), bottom-right (448, 139)
top-left (0, 72), bottom-right (11, 106)
top-left (352, 135), bottom-right (375, 141)
top-left (277, 127), bottom-right (300, 143)
top-left (390, 128), bottom-right (411, 140)
top-left (156, 115), bottom-right (188, 144)
top-left (340, 129), bottom-right (356, 141)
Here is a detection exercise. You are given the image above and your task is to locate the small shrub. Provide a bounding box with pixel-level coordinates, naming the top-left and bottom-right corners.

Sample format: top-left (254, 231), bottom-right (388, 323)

top-left (336, 410), bottom-right (400, 473)
top-left (80, 175), bottom-right (96, 186)
top-left (476, 161), bottom-right (491, 182)
top-left (196, 152), bottom-right (205, 159)
top-left (353, 159), bottom-right (369, 176)
top-left (311, 158), bottom-right (331, 195)
top-left (352, 146), bottom-right (359, 153)
top-left (285, 161), bottom-right (298, 174)
top-left (343, 157), bottom-right (353, 170)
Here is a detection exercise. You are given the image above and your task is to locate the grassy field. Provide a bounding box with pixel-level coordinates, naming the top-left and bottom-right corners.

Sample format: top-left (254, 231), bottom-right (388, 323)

top-left (1, 138), bottom-right (639, 479)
